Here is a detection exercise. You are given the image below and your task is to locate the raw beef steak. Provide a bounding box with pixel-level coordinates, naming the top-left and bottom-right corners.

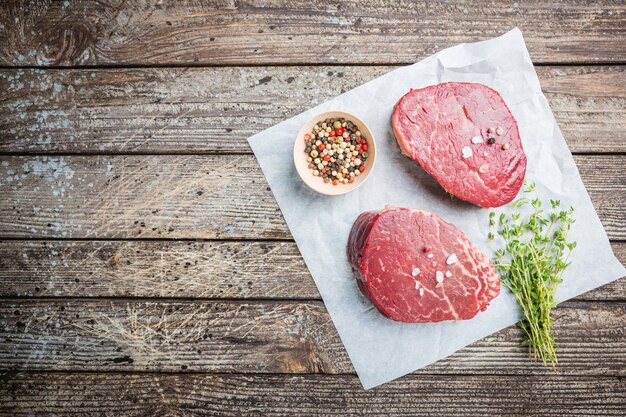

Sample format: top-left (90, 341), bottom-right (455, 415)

top-left (392, 82), bottom-right (526, 208)
top-left (347, 206), bottom-right (500, 323)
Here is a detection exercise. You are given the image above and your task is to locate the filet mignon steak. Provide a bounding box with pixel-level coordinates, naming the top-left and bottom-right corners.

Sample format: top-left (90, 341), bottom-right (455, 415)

top-left (392, 82), bottom-right (527, 208)
top-left (347, 206), bottom-right (500, 323)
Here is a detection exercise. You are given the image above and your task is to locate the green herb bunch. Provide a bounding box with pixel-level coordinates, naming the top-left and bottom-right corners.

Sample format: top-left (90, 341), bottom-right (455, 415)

top-left (488, 181), bottom-right (576, 368)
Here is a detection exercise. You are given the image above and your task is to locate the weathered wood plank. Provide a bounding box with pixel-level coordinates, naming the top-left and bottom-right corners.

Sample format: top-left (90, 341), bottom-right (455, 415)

top-left (0, 373), bottom-right (626, 417)
top-left (1, 373), bottom-right (625, 417)
top-left (0, 155), bottom-right (286, 239)
top-left (0, 240), bottom-right (623, 301)
top-left (0, 240), bottom-right (311, 299)
top-left (1, 66), bottom-right (624, 154)
top-left (1, 1), bottom-right (625, 66)
top-left (1, 155), bottom-right (624, 239)
top-left (0, 300), bottom-right (624, 375)
top-left (538, 66), bottom-right (626, 153)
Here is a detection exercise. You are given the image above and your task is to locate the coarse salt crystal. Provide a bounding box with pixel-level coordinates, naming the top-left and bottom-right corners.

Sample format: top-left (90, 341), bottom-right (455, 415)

top-left (496, 126), bottom-right (503, 135)
top-left (462, 146), bottom-right (473, 158)
top-left (471, 136), bottom-right (483, 144)
top-left (483, 151), bottom-right (489, 157)
top-left (419, 288), bottom-right (424, 296)
top-left (412, 267), bottom-right (421, 276)
top-left (427, 253), bottom-right (434, 258)
top-left (436, 271), bottom-right (444, 283)
top-left (415, 280), bottom-right (420, 289)
top-left (479, 163), bottom-right (489, 174)
top-left (445, 271), bottom-right (452, 278)
top-left (446, 254), bottom-right (458, 265)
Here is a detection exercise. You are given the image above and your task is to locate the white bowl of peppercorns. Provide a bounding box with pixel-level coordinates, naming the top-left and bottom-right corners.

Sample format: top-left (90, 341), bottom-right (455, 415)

top-left (294, 111), bottom-right (376, 196)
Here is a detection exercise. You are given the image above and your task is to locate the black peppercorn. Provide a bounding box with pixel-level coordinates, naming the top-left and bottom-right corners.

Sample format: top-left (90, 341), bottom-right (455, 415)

top-left (488, 137), bottom-right (496, 145)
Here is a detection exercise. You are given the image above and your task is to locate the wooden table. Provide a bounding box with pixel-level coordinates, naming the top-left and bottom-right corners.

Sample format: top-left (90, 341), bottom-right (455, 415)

top-left (0, 1), bottom-right (624, 415)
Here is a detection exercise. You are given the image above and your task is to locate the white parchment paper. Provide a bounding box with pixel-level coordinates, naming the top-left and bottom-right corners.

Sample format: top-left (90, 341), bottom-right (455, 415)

top-left (247, 29), bottom-right (626, 389)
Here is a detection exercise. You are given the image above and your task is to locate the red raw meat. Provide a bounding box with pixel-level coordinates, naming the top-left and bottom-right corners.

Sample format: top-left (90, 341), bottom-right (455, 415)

top-left (392, 82), bottom-right (527, 208)
top-left (347, 206), bottom-right (500, 323)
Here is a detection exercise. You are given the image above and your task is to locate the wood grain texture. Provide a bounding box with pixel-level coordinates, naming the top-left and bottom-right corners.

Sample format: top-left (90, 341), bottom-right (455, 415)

top-left (0, 300), bottom-right (624, 375)
top-left (0, 0), bottom-right (624, 412)
top-left (1, 372), bottom-right (625, 417)
top-left (1, 0), bottom-right (625, 66)
top-left (0, 240), bottom-right (311, 299)
top-left (0, 240), bottom-right (624, 300)
top-left (1, 155), bottom-right (625, 239)
top-left (1, 66), bottom-right (624, 154)
top-left (0, 154), bottom-right (287, 239)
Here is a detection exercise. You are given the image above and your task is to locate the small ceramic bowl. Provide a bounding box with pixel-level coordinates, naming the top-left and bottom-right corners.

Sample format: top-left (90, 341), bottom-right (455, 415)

top-left (293, 111), bottom-right (376, 196)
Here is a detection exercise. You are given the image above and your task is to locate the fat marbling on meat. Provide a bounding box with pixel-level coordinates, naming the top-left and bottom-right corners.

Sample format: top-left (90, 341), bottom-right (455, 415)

top-left (347, 206), bottom-right (500, 323)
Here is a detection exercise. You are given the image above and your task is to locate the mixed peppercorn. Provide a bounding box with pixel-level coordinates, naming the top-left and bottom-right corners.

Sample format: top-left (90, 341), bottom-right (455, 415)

top-left (304, 117), bottom-right (369, 185)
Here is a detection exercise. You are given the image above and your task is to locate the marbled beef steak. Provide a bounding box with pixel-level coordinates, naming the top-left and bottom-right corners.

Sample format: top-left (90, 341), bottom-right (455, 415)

top-left (347, 206), bottom-right (500, 323)
top-left (392, 82), bottom-right (526, 208)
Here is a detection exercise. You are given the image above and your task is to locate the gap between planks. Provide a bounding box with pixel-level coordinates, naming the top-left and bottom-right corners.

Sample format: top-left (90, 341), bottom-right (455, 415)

top-left (0, 151), bottom-right (624, 157)
top-left (2, 62), bottom-right (626, 71)
top-left (0, 368), bottom-right (623, 378)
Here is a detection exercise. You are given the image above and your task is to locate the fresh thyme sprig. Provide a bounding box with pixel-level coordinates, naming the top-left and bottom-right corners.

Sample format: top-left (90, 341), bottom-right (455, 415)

top-left (488, 181), bottom-right (576, 368)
